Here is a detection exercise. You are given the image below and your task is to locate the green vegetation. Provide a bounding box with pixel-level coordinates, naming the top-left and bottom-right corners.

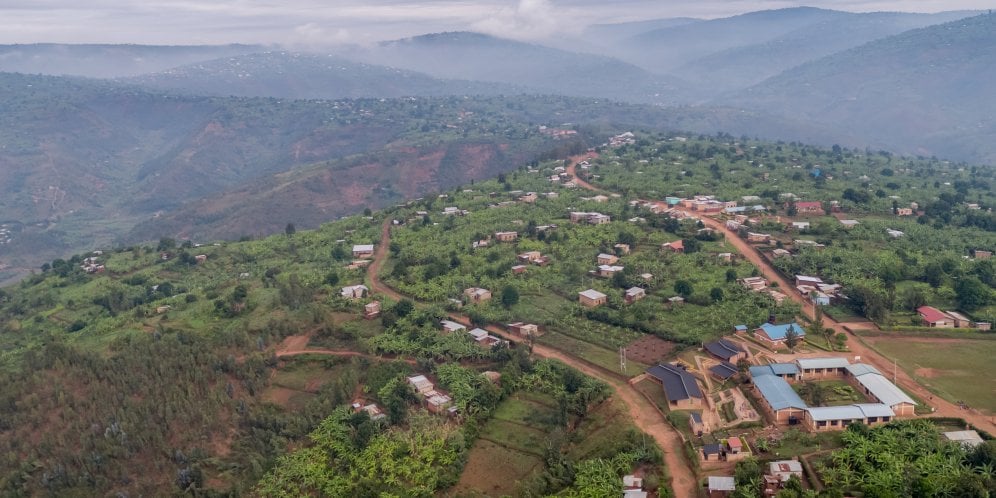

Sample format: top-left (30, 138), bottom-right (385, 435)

top-left (591, 134), bottom-right (996, 326)
top-left (819, 420), bottom-right (996, 497)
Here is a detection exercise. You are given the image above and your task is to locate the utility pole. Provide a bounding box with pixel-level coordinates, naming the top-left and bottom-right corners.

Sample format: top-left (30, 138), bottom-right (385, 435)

top-left (619, 347), bottom-right (627, 373)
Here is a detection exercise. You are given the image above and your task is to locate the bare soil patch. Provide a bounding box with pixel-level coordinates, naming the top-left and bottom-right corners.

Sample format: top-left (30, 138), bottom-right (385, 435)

top-left (624, 335), bottom-right (678, 366)
top-left (915, 368), bottom-right (943, 378)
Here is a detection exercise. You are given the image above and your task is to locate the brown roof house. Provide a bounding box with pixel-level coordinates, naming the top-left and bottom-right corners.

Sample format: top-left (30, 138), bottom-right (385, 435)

top-left (464, 287), bottom-right (492, 304)
top-left (579, 289), bottom-right (607, 308)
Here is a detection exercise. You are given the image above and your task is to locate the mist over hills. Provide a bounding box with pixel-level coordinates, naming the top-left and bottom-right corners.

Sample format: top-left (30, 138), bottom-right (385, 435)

top-left (343, 31), bottom-right (694, 104)
top-left (0, 43), bottom-right (264, 78)
top-left (723, 13), bottom-right (996, 164)
top-left (1, 6), bottom-right (994, 280)
top-left (123, 52), bottom-right (526, 99)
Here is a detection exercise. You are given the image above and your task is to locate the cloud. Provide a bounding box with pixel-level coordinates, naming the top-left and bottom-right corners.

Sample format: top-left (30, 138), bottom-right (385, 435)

top-left (471, 0), bottom-right (581, 41)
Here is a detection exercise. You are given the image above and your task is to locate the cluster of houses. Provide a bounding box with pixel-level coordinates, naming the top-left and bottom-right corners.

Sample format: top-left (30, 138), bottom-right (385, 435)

top-left (916, 306), bottom-right (990, 329)
top-left (608, 131), bottom-right (636, 147)
top-left (439, 319), bottom-right (508, 348)
top-left (340, 284), bottom-right (369, 300)
top-left (80, 251), bottom-right (105, 273)
top-left (407, 374), bottom-right (457, 416)
top-left (464, 287), bottom-right (492, 304)
top-left (513, 250), bottom-right (551, 274)
top-left (680, 195), bottom-right (737, 214)
top-left (707, 459), bottom-right (805, 496)
top-left (749, 357), bottom-right (915, 431)
top-left (793, 275), bottom-right (843, 306)
top-left (737, 276), bottom-right (789, 305)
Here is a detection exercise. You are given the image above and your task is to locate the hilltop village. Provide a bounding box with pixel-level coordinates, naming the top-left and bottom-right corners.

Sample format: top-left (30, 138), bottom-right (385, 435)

top-left (2, 132), bottom-right (994, 497)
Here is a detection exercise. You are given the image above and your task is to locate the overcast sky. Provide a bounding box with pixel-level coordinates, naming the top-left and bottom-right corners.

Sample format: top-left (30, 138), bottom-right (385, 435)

top-left (0, 0), bottom-right (989, 46)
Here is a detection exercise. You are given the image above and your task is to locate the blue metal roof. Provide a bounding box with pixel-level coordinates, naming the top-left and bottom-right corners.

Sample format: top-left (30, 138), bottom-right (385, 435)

top-left (734, 325), bottom-right (748, 331)
top-left (753, 374), bottom-right (807, 411)
top-left (704, 339), bottom-right (744, 361)
top-left (710, 362), bottom-right (739, 380)
top-left (750, 363), bottom-right (800, 378)
top-left (845, 363), bottom-right (881, 377)
top-left (758, 322), bottom-right (806, 341)
top-left (797, 357), bottom-right (850, 370)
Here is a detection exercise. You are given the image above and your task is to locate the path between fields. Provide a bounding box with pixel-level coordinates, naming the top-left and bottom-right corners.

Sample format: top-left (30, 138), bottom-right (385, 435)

top-left (274, 334), bottom-right (417, 365)
top-left (568, 156), bottom-right (996, 431)
top-left (366, 206), bottom-right (698, 498)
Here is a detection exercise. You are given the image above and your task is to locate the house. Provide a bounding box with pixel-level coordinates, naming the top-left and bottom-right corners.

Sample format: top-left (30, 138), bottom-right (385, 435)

top-left (944, 430), bottom-right (985, 449)
top-left (772, 248), bottom-right (791, 258)
top-left (754, 322), bottom-right (805, 346)
top-left (464, 287), bottom-right (492, 303)
top-left (623, 475), bottom-right (644, 495)
top-left (810, 291), bottom-right (831, 306)
top-left (507, 322), bottom-right (540, 338)
top-left (668, 296), bottom-right (685, 307)
top-left (717, 252), bottom-right (733, 262)
top-left (896, 208), bottom-right (914, 216)
top-left (768, 460), bottom-right (803, 482)
top-left (886, 229), bottom-right (905, 238)
top-left (596, 264), bottom-right (624, 278)
top-left (195, 254), bottom-right (208, 263)
top-left (511, 264), bottom-right (528, 275)
top-left (974, 250), bottom-right (992, 260)
top-left (727, 437), bottom-right (744, 455)
top-left (519, 192), bottom-right (538, 203)
top-left (156, 305), bottom-right (172, 314)
top-left (769, 287), bottom-right (789, 303)
top-left (440, 320), bottom-right (467, 334)
top-left (340, 284), bottom-right (369, 299)
top-left (578, 289), bottom-right (607, 308)
top-left (702, 443), bottom-right (723, 461)
top-left (917, 306), bottom-right (953, 328)
top-left (361, 403), bottom-right (387, 421)
top-left (805, 404), bottom-right (894, 431)
top-left (791, 221), bottom-right (810, 230)
top-left (733, 325), bottom-right (748, 334)
top-left (689, 412), bottom-right (706, 436)
top-left (352, 244), bottom-right (375, 258)
top-left (646, 363), bottom-right (704, 409)
top-left (793, 201), bottom-right (825, 215)
top-left (709, 362), bottom-right (739, 381)
top-left (494, 231), bottom-right (518, 242)
top-left (364, 301), bottom-right (381, 319)
top-left (739, 276), bottom-right (768, 292)
top-left (751, 373), bottom-right (807, 423)
top-left (597, 253), bottom-right (619, 265)
top-left (662, 240), bottom-right (684, 253)
top-left (614, 243), bottom-right (631, 255)
top-left (518, 251), bottom-right (542, 263)
top-left (425, 392), bottom-right (453, 414)
top-left (747, 232), bottom-right (771, 243)
top-left (976, 321), bottom-right (992, 330)
top-left (533, 256), bottom-right (551, 266)
top-left (796, 357), bottom-right (850, 380)
top-left (794, 275), bottom-right (823, 287)
top-left (407, 375), bottom-right (434, 394)
top-left (704, 339), bottom-right (747, 363)
top-left (726, 220), bottom-right (742, 231)
top-left (946, 311), bottom-right (973, 328)
top-left (844, 363), bottom-right (916, 416)
top-left (624, 287), bottom-right (646, 304)
top-left (442, 207), bottom-right (463, 216)
top-left (708, 476), bottom-right (736, 497)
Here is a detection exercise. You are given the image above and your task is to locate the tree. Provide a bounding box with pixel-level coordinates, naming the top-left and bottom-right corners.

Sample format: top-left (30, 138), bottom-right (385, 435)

top-left (726, 269), bottom-right (737, 283)
top-left (284, 222), bottom-right (296, 237)
top-left (955, 276), bottom-right (991, 311)
top-left (501, 285), bottom-right (520, 308)
top-left (710, 287), bottom-right (725, 303)
top-left (393, 299), bottom-right (415, 318)
top-left (674, 280), bottom-right (693, 297)
top-left (784, 326), bottom-right (800, 351)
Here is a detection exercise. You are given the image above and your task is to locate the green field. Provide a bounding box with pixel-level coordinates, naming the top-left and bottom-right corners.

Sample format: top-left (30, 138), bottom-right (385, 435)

top-left (870, 338), bottom-right (996, 413)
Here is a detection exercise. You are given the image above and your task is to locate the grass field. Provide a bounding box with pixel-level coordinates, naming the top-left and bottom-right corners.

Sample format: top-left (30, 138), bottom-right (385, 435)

top-left (538, 331), bottom-right (650, 375)
top-left (868, 337), bottom-right (996, 413)
top-left (448, 439), bottom-right (542, 497)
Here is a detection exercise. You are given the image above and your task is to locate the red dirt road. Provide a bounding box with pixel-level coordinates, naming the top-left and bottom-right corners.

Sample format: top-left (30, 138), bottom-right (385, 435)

top-left (365, 212), bottom-right (698, 497)
top-left (676, 208), bottom-right (996, 433)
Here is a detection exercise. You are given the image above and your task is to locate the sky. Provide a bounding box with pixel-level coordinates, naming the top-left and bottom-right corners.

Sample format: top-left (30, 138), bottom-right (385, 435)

top-left (0, 0), bottom-right (990, 46)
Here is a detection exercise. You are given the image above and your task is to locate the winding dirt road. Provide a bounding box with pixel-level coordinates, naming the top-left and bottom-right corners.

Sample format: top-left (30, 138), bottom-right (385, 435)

top-left (676, 208), bottom-right (996, 433)
top-left (366, 212), bottom-right (699, 498)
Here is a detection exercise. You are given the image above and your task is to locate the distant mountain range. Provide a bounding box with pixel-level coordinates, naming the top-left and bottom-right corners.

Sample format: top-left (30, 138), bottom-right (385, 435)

top-left (1, 7), bottom-right (993, 280)
top-left (723, 13), bottom-right (996, 163)
top-left (123, 52), bottom-right (525, 99)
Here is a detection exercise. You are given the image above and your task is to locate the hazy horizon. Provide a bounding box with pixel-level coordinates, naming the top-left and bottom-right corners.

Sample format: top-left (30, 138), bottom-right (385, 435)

top-left (0, 0), bottom-right (989, 47)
